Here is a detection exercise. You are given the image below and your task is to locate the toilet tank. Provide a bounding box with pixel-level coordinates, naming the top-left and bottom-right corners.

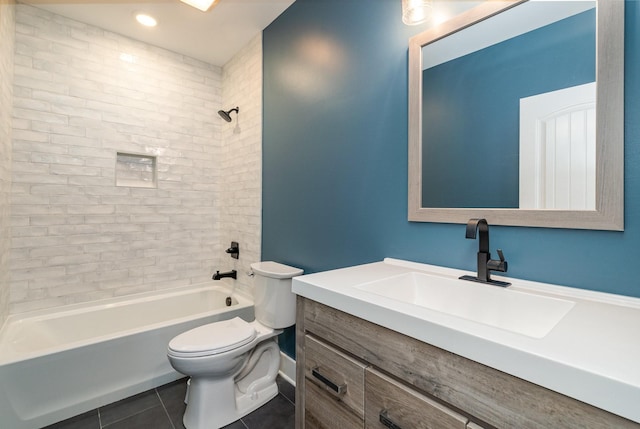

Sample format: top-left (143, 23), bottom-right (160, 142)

top-left (250, 261), bottom-right (303, 329)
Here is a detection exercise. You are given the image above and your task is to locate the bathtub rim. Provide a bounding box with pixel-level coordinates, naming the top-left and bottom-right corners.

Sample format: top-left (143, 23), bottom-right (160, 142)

top-left (0, 282), bottom-right (253, 366)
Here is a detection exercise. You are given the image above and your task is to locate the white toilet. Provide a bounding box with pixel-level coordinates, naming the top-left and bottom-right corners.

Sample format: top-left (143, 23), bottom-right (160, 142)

top-left (167, 261), bottom-right (303, 429)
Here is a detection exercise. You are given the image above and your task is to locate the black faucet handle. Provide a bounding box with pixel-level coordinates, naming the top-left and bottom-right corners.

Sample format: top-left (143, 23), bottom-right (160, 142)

top-left (225, 241), bottom-right (239, 259)
top-left (487, 249), bottom-right (508, 273)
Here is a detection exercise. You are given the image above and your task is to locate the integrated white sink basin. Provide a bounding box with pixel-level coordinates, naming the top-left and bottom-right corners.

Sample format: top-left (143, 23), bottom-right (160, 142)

top-left (354, 272), bottom-right (575, 338)
top-left (292, 258), bottom-right (640, 423)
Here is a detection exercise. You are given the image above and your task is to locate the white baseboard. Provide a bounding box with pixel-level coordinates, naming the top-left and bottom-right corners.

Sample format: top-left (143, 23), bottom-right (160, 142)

top-left (278, 351), bottom-right (296, 387)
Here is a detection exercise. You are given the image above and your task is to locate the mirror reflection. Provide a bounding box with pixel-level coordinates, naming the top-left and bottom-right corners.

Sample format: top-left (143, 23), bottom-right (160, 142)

top-left (421, 1), bottom-right (596, 209)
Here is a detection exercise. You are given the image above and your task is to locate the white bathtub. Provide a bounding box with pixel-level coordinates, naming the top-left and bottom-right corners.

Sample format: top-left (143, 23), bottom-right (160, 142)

top-left (0, 283), bottom-right (254, 429)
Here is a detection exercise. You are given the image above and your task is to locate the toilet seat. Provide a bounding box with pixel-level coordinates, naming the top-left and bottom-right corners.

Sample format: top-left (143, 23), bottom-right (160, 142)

top-left (168, 317), bottom-right (257, 358)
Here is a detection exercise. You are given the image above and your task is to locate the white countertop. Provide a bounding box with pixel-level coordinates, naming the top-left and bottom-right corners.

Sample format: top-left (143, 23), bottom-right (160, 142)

top-left (292, 258), bottom-right (640, 423)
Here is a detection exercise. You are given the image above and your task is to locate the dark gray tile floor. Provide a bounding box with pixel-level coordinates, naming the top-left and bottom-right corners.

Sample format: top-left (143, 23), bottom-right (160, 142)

top-left (43, 376), bottom-right (295, 429)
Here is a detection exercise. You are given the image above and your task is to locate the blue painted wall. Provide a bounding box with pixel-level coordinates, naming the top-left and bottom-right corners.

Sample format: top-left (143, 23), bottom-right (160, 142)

top-left (263, 0), bottom-right (640, 357)
top-left (422, 10), bottom-right (595, 208)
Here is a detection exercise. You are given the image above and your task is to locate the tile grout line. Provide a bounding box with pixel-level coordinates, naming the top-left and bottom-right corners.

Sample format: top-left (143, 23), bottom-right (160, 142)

top-left (279, 392), bottom-right (295, 407)
top-left (156, 388), bottom-right (177, 429)
top-left (98, 400), bottom-right (162, 428)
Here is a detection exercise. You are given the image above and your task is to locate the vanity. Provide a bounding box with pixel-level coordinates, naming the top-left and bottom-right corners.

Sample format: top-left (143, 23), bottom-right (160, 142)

top-left (292, 259), bottom-right (640, 428)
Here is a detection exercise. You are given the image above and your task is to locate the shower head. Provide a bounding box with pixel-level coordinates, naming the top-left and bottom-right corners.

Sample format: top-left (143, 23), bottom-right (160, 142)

top-left (218, 107), bottom-right (239, 122)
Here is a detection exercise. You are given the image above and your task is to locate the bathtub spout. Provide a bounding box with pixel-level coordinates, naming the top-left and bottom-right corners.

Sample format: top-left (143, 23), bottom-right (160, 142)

top-left (213, 270), bottom-right (237, 280)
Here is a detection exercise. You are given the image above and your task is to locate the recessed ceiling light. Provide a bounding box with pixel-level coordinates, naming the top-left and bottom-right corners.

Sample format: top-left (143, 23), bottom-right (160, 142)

top-left (179, 0), bottom-right (219, 12)
top-left (135, 13), bottom-right (157, 27)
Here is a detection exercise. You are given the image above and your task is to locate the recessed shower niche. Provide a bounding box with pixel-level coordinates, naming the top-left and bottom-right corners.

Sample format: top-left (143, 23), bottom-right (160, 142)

top-left (115, 152), bottom-right (157, 188)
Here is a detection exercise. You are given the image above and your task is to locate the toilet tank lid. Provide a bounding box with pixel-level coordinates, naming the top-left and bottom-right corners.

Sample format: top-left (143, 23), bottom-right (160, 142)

top-left (250, 261), bottom-right (303, 279)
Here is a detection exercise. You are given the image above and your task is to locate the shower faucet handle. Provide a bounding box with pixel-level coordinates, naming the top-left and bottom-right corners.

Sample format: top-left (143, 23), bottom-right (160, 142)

top-left (225, 241), bottom-right (239, 259)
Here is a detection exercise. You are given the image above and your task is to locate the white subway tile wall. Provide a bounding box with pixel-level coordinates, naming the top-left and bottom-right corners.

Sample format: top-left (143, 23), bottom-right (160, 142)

top-left (0, 0), bottom-right (16, 325)
top-left (9, 4), bottom-right (262, 313)
top-left (220, 34), bottom-right (263, 296)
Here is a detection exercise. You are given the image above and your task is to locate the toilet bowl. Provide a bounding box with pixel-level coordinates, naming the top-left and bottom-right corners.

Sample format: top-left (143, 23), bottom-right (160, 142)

top-left (167, 261), bottom-right (303, 429)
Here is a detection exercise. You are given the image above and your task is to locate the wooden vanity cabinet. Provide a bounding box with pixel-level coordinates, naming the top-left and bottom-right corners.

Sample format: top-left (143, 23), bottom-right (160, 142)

top-left (295, 297), bottom-right (639, 429)
top-left (302, 333), bottom-right (471, 429)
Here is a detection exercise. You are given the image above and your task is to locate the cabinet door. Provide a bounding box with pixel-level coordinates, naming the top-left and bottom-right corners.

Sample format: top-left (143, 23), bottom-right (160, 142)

top-left (365, 368), bottom-right (468, 429)
top-left (305, 335), bottom-right (367, 429)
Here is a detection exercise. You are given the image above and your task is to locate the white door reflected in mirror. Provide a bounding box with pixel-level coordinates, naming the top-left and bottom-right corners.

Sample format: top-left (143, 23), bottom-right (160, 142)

top-left (519, 83), bottom-right (596, 210)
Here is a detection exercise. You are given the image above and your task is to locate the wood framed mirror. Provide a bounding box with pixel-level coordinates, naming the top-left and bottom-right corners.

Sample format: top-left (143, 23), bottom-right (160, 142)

top-left (408, 0), bottom-right (624, 230)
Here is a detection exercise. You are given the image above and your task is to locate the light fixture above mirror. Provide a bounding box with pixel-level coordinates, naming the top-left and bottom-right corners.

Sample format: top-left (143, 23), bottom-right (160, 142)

top-left (407, 0), bottom-right (624, 230)
top-left (402, 0), bottom-right (433, 25)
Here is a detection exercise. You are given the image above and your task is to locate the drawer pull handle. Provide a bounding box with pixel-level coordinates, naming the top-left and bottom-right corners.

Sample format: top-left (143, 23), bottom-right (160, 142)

top-left (379, 410), bottom-right (403, 429)
top-left (311, 367), bottom-right (346, 395)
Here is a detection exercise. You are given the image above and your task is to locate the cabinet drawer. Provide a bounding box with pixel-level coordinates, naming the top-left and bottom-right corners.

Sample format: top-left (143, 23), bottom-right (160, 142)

top-left (365, 368), bottom-right (469, 429)
top-left (304, 334), bottom-right (367, 427)
top-left (306, 380), bottom-right (364, 429)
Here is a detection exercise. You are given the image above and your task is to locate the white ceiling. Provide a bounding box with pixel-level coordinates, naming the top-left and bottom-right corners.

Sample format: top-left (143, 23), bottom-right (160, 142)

top-left (22, 0), bottom-right (296, 67)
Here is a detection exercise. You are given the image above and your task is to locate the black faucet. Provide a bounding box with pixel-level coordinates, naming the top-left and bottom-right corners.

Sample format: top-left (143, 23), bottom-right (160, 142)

top-left (459, 218), bottom-right (511, 287)
top-left (212, 270), bottom-right (237, 280)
